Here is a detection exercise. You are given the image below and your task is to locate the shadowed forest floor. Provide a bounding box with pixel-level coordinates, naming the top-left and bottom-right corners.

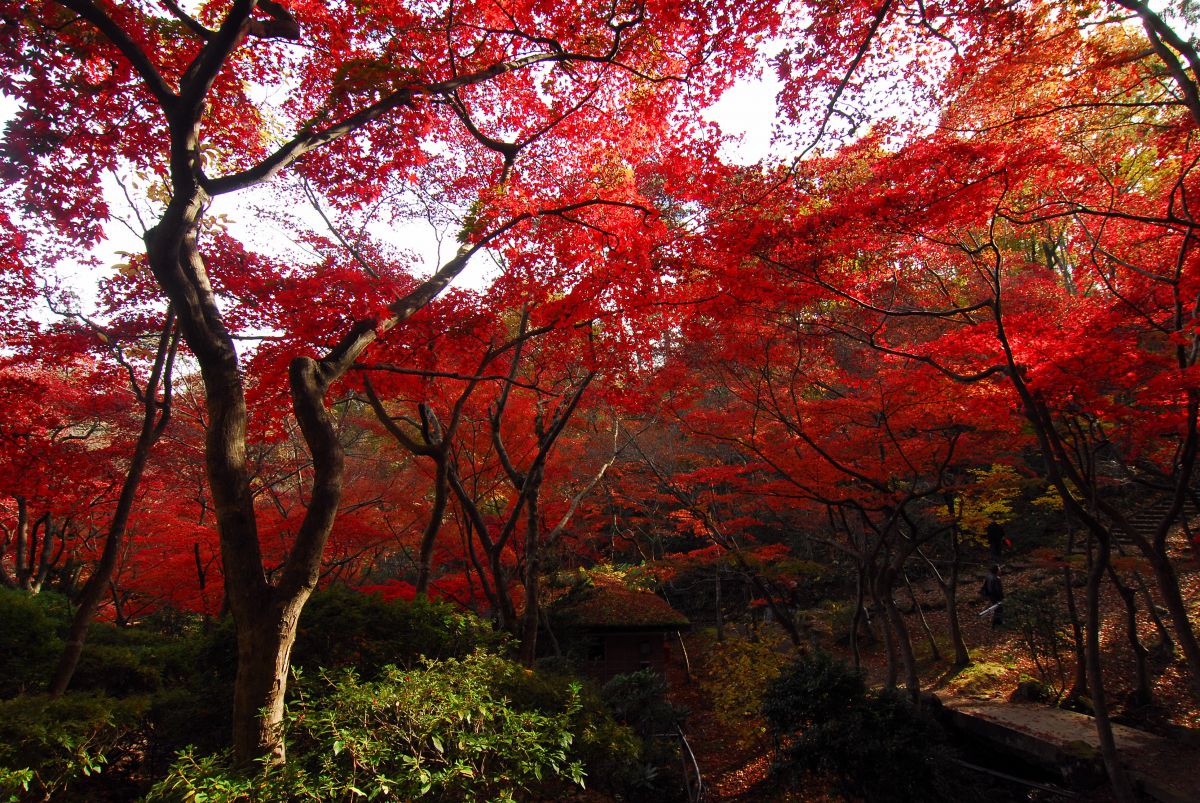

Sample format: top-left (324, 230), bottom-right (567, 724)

top-left (665, 549), bottom-right (1200, 801)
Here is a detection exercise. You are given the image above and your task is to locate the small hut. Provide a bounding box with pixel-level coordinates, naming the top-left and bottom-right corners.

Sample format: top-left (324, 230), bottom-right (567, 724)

top-left (550, 574), bottom-right (689, 681)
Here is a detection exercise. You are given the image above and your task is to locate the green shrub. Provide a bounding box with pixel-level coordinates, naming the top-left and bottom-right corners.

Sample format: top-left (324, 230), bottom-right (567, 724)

top-left (483, 660), bottom-right (647, 800)
top-left (0, 692), bottom-right (148, 802)
top-left (148, 587), bottom-right (505, 763)
top-left (0, 586), bottom-right (215, 701)
top-left (71, 642), bottom-right (167, 697)
top-left (1005, 583), bottom-right (1071, 702)
top-left (601, 669), bottom-right (685, 739)
top-left (292, 586), bottom-right (499, 678)
top-left (0, 589), bottom-right (68, 698)
top-left (762, 648), bottom-right (866, 736)
top-left (763, 651), bottom-right (952, 802)
top-left (148, 652), bottom-right (585, 802)
top-left (1, 588), bottom-right (520, 800)
top-left (599, 670), bottom-right (689, 802)
top-left (136, 617), bottom-right (239, 766)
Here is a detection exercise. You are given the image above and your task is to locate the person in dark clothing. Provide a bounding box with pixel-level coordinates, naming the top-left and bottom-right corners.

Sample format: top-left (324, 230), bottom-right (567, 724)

top-left (980, 565), bottom-right (1004, 628)
top-left (986, 521), bottom-right (1006, 563)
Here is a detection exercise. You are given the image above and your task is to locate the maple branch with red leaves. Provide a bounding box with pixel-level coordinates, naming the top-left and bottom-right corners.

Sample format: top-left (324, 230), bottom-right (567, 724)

top-left (51, 0), bottom-right (176, 105)
top-left (159, 0), bottom-right (215, 41)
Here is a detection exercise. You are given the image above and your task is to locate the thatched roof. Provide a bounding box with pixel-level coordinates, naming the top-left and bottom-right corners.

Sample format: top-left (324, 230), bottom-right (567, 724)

top-left (551, 574), bottom-right (689, 631)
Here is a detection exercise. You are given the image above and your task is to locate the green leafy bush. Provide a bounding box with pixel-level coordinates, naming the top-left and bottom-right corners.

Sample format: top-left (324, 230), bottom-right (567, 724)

top-left (148, 652), bottom-right (586, 802)
top-left (149, 588), bottom-right (502, 762)
top-left (599, 670), bottom-right (690, 802)
top-left (71, 642), bottom-right (168, 697)
top-left (0, 586), bottom-right (212, 701)
top-left (0, 589), bottom-right (67, 698)
top-left (601, 669), bottom-right (685, 739)
top-left (763, 651), bottom-right (952, 802)
top-left (291, 586), bottom-right (500, 678)
top-left (0, 693), bottom-right (148, 802)
top-left (476, 659), bottom-right (648, 800)
top-left (762, 648), bottom-right (866, 736)
top-left (0, 590), bottom-right (235, 793)
top-left (1005, 583), bottom-right (1071, 702)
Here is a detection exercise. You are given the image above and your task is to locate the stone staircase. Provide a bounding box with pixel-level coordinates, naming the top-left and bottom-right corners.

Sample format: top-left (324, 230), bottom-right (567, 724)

top-left (1118, 494), bottom-right (1199, 547)
top-left (1065, 491), bottom-right (1198, 555)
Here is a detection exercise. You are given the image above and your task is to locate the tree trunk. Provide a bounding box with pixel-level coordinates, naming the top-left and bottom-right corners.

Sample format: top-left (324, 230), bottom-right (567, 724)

top-left (881, 610), bottom-right (898, 689)
top-left (944, 579), bottom-right (969, 668)
top-left (16, 511), bottom-right (54, 593)
top-left (881, 584), bottom-right (920, 700)
top-left (49, 311), bottom-right (175, 697)
top-left (50, 454), bottom-right (150, 696)
top-left (1108, 568), bottom-right (1152, 707)
top-left (414, 458), bottom-right (449, 596)
top-left (714, 567), bottom-right (724, 643)
top-left (747, 572), bottom-right (805, 648)
top-left (147, 203), bottom-right (347, 765)
top-left (519, 492), bottom-right (541, 665)
top-left (1145, 549), bottom-right (1200, 693)
top-left (850, 567), bottom-right (866, 669)
top-left (232, 594), bottom-right (310, 763)
top-left (873, 550), bottom-right (920, 699)
top-left (871, 583), bottom-right (899, 688)
top-left (903, 571), bottom-right (940, 662)
top-left (1062, 566), bottom-right (1089, 703)
top-left (1134, 571), bottom-right (1173, 655)
top-left (1082, 536), bottom-right (1137, 802)
top-left (946, 523), bottom-right (971, 667)
top-left (492, 561), bottom-right (517, 632)
top-left (46, 0), bottom-right (514, 766)
top-left (0, 496), bottom-right (28, 589)
top-left (448, 468), bottom-right (511, 627)
top-left (30, 515), bottom-right (62, 594)
top-left (1182, 516), bottom-right (1200, 565)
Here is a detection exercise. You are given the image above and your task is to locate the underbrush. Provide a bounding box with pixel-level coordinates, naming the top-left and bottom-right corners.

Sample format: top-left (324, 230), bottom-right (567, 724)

top-left (147, 653), bottom-right (588, 802)
top-left (762, 649), bottom-right (959, 803)
top-left (0, 587), bottom-right (650, 801)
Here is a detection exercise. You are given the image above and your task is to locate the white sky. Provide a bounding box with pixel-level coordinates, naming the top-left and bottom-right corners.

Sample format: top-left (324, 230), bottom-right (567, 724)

top-left (704, 74), bottom-right (784, 164)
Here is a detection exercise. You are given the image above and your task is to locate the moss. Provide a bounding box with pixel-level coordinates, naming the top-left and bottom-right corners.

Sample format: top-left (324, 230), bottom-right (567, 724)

top-left (1060, 739), bottom-right (1099, 761)
top-left (945, 661), bottom-right (1011, 698)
